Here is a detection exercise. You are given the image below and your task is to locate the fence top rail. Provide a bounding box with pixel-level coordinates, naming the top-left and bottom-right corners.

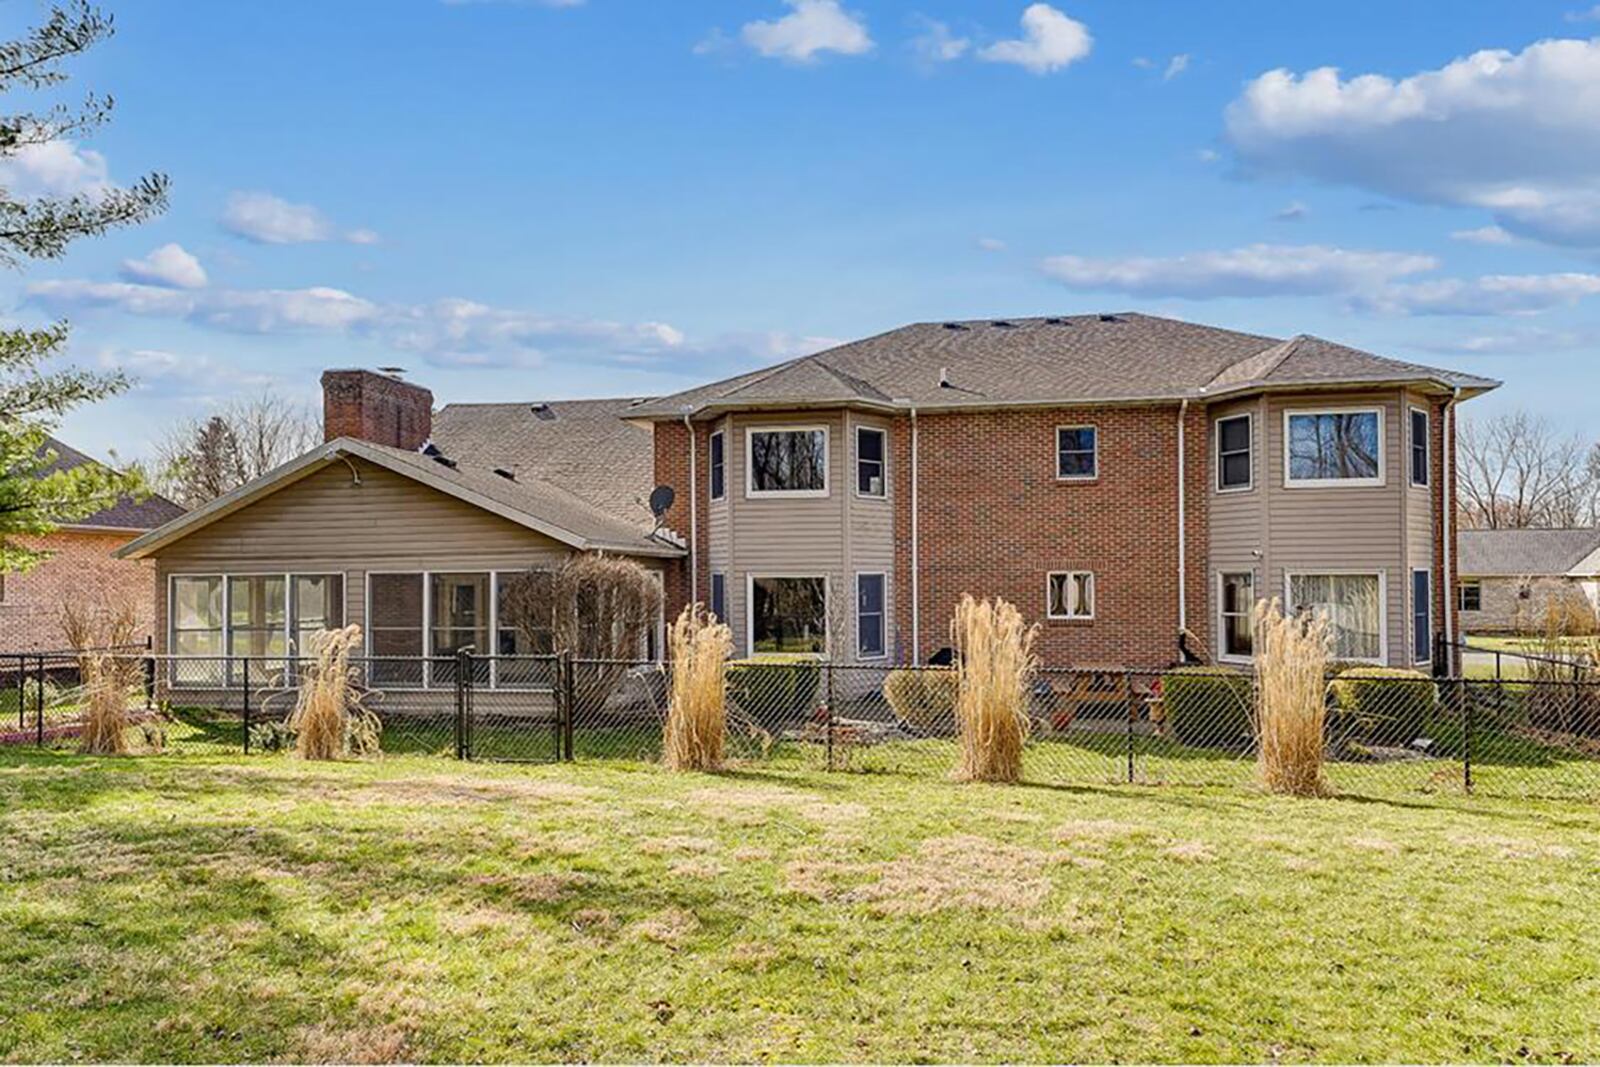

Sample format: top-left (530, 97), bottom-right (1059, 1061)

top-left (1444, 637), bottom-right (1594, 669)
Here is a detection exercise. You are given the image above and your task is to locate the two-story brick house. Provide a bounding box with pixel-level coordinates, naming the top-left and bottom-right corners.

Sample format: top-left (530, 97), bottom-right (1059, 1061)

top-left (632, 313), bottom-right (1497, 670)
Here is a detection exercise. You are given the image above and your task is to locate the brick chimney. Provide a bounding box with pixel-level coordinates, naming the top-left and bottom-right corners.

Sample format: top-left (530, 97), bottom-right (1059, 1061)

top-left (321, 369), bottom-right (434, 450)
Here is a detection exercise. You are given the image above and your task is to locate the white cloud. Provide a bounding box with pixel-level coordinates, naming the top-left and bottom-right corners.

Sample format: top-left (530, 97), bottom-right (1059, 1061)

top-left (1164, 54), bottom-right (1190, 80)
top-left (96, 347), bottom-right (282, 401)
top-left (1224, 38), bottom-right (1600, 246)
top-left (1040, 243), bottom-right (1435, 299)
top-left (1273, 201), bottom-right (1309, 222)
top-left (0, 139), bottom-right (111, 199)
top-left (977, 4), bottom-right (1091, 74)
top-left (221, 191), bottom-right (377, 245)
top-left (1565, 5), bottom-right (1600, 21)
top-left (1418, 325), bottom-right (1599, 355)
top-left (1450, 224), bottom-right (1514, 245)
top-left (976, 236), bottom-right (1007, 251)
top-left (738, 0), bottom-right (873, 63)
top-left (119, 243), bottom-right (208, 290)
top-left (1356, 272), bottom-right (1600, 316)
top-left (910, 17), bottom-right (969, 63)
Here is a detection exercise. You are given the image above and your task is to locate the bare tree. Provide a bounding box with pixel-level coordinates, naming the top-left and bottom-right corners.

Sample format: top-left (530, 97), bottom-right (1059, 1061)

top-left (1457, 410), bottom-right (1599, 529)
top-left (154, 391), bottom-right (319, 507)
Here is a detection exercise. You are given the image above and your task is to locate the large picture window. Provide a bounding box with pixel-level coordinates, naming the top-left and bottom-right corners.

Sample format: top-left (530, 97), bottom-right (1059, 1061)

top-left (1288, 572), bottom-right (1383, 662)
top-left (1286, 409), bottom-right (1382, 486)
top-left (1047, 571), bottom-right (1095, 620)
top-left (856, 426), bottom-right (886, 497)
top-left (1216, 415), bottom-right (1253, 491)
top-left (857, 573), bottom-right (885, 658)
top-left (1056, 426), bottom-right (1098, 480)
top-left (1219, 571), bottom-right (1255, 660)
top-left (749, 576), bottom-right (827, 654)
top-left (747, 427), bottom-right (827, 496)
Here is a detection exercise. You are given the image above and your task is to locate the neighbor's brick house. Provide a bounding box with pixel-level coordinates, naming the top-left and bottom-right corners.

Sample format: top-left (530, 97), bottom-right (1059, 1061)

top-left (1, 438), bottom-right (185, 651)
top-left (638, 314), bottom-right (1494, 670)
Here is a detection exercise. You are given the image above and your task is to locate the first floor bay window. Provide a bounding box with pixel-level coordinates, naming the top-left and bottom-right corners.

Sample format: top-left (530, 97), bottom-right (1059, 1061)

top-left (1288, 573), bottom-right (1382, 661)
top-left (750, 576), bottom-right (827, 654)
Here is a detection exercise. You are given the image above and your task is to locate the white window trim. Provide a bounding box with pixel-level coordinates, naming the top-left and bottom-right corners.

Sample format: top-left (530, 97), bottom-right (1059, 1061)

top-left (1215, 412), bottom-right (1254, 494)
top-left (1408, 405), bottom-right (1430, 488)
top-left (745, 573), bottom-right (828, 657)
top-left (169, 571), bottom-right (344, 685)
top-left (855, 571), bottom-right (888, 660)
top-left (1459, 579), bottom-right (1483, 612)
top-left (854, 425), bottom-right (888, 500)
top-left (1216, 570), bottom-right (1256, 664)
top-left (1055, 424), bottom-right (1099, 482)
top-left (1283, 569), bottom-right (1388, 666)
top-left (1282, 406), bottom-right (1386, 489)
top-left (1412, 567), bottom-right (1433, 665)
top-left (709, 429), bottom-right (726, 501)
top-left (745, 425), bottom-right (830, 499)
top-left (1045, 570), bottom-right (1096, 621)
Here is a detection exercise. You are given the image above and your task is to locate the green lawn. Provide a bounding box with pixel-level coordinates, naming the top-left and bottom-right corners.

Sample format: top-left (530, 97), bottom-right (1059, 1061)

top-left (4, 750), bottom-right (1600, 1063)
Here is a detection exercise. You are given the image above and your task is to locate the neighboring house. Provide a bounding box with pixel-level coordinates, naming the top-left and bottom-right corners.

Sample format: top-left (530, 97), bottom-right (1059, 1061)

top-left (632, 313), bottom-right (1498, 670)
top-left (2, 438), bottom-right (185, 651)
top-left (1457, 528), bottom-right (1600, 634)
top-left (115, 370), bottom-right (682, 692)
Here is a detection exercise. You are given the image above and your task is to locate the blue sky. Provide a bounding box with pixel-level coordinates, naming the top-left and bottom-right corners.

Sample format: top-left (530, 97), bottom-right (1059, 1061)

top-left (6, 0), bottom-right (1600, 460)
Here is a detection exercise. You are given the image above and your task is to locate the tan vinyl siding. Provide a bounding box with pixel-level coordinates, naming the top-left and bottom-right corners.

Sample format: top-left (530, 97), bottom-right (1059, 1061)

top-left (1404, 391), bottom-right (1437, 662)
top-left (152, 458), bottom-right (576, 653)
top-left (1207, 397), bottom-right (1265, 659)
top-left (848, 414), bottom-right (896, 659)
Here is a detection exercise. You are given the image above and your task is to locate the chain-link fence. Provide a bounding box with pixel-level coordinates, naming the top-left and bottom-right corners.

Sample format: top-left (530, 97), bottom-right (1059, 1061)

top-left (5, 648), bottom-right (1600, 802)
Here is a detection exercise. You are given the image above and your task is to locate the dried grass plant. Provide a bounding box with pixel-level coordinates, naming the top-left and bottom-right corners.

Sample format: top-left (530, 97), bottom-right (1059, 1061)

top-left (286, 625), bottom-right (382, 760)
top-left (1252, 597), bottom-right (1331, 797)
top-left (60, 599), bottom-right (142, 755)
top-left (951, 594), bottom-right (1036, 784)
top-left (664, 604), bottom-right (733, 771)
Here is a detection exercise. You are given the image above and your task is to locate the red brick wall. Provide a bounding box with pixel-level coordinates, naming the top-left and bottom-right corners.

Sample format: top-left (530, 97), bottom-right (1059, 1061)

top-left (0, 530), bottom-right (156, 651)
top-left (893, 404), bottom-right (1209, 668)
top-left (653, 420), bottom-right (703, 626)
top-left (322, 369), bottom-right (434, 449)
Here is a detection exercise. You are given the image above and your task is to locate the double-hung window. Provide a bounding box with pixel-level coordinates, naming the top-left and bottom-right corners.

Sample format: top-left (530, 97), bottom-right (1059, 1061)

top-left (1219, 572), bottom-right (1255, 660)
top-left (1459, 580), bottom-right (1482, 613)
top-left (709, 430), bottom-right (725, 500)
top-left (857, 573), bottom-right (886, 658)
top-left (1409, 407), bottom-right (1430, 487)
top-left (749, 576), bottom-right (827, 654)
top-left (856, 426), bottom-right (886, 497)
top-left (1285, 409), bottom-right (1383, 487)
top-left (1216, 415), bottom-right (1253, 491)
top-left (1056, 426), bottom-right (1097, 480)
top-left (1288, 572), bottom-right (1383, 662)
top-left (1047, 571), bottom-right (1095, 620)
top-left (1412, 569), bottom-right (1432, 664)
top-left (747, 427), bottom-right (828, 497)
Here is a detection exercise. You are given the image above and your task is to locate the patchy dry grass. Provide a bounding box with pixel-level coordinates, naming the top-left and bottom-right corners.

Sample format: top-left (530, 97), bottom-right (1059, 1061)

top-left (3, 749), bottom-right (1600, 1062)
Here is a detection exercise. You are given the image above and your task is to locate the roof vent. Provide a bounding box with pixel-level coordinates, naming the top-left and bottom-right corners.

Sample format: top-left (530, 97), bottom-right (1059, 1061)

top-left (1045, 317), bottom-right (1070, 326)
top-left (991, 320), bottom-right (1016, 329)
top-left (530, 403), bottom-right (557, 421)
top-left (493, 467), bottom-right (516, 481)
top-left (421, 441), bottom-right (443, 457)
top-left (942, 322), bottom-right (969, 331)
top-left (939, 367), bottom-right (953, 388)
top-left (1098, 314), bottom-right (1120, 323)
top-left (432, 454), bottom-right (458, 470)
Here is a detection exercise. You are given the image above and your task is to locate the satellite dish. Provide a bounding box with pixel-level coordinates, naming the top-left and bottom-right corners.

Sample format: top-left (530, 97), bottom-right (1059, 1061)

top-left (648, 485), bottom-right (676, 518)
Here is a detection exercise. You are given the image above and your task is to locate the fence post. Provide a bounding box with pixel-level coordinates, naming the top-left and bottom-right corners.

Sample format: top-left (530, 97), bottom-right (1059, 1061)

top-left (143, 635), bottom-right (155, 710)
top-left (562, 652), bottom-right (576, 761)
top-left (241, 656), bottom-right (252, 754)
top-left (1460, 677), bottom-right (1473, 795)
top-left (825, 662), bottom-right (836, 772)
top-left (1124, 669), bottom-right (1136, 784)
top-left (15, 655), bottom-right (24, 731)
top-left (454, 651), bottom-right (467, 760)
top-left (35, 654), bottom-right (45, 747)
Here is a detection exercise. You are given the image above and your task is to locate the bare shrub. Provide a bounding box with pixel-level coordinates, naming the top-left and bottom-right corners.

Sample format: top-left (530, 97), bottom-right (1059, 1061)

top-left (60, 599), bottom-right (142, 755)
top-left (951, 594), bottom-right (1036, 784)
top-left (1525, 599), bottom-right (1600, 735)
top-left (286, 625), bottom-right (382, 760)
top-left (883, 667), bottom-right (958, 735)
top-left (1253, 597), bottom-right (1330, 797)
top-left (664, 604), bottom-right (733, 771)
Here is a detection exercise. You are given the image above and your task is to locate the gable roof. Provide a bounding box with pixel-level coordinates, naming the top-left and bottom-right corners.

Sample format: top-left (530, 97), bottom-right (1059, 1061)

top-left (628, 312), bottom-right (1499, 419)
top-left (430, 397), bottom-right (653, 527)
top-left (114, 436), bottom-right (684, 561)
top-left (1459, 528), bottom-right (1600, 578)
top-left (38, 436), bottom-right (186, 531)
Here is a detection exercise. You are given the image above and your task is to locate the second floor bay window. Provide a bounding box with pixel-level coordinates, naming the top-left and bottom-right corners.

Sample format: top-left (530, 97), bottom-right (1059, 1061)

top-left (1285, 409), bottom-right (1382, 487)
top-left (748, 426), bottom-right (828, 497)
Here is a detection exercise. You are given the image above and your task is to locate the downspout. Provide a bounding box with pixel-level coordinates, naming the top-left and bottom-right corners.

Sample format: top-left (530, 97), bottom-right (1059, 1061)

top-left (910, 407), bottom-right (921, 663)
top-left (1442, 388), bottom-right (1460, 660)
top-left (1176, 399), bottom-right (1189, 647)
top-left (682, 411), bottom-right (698, 606)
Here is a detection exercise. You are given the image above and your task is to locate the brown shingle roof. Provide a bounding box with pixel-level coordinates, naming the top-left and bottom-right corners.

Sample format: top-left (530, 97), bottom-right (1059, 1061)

top-left (38, 436), bottom-right (186, 530)
top-left (628, 312), bottom-right (1499, 418)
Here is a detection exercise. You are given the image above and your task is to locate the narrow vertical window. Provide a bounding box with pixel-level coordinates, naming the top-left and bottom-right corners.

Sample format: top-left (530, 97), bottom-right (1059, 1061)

top-left (1413, 569), bottom-right (1432, 663)
top-left (710, 572), bottom-right (726, 623)
top-left (1410, 408), bottom-right (1430, 487)
top-left (709, 430), bottom-right (725, 500)
top-left (857, 573), bottom-right (886, 658)
top-left (1219, 572), bottom-right (1255, 659)
top-left (856, 426), bottom-right (886, 497)
top-left (1216, 415), bottom-right (1252, 491)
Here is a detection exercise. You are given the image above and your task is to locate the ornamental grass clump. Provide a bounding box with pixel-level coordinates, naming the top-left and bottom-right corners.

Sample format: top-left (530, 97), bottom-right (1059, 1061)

top-left (61, 599), bottom-right (142, 756)
top-left (951, 594), bottom-right (1037, 784)
top-left (1253, 597), bottom-right (1331, 797)
top-left (664, 604), bottom-right (733, 771)
top-left (287, 625), bottom-right (381, 760)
